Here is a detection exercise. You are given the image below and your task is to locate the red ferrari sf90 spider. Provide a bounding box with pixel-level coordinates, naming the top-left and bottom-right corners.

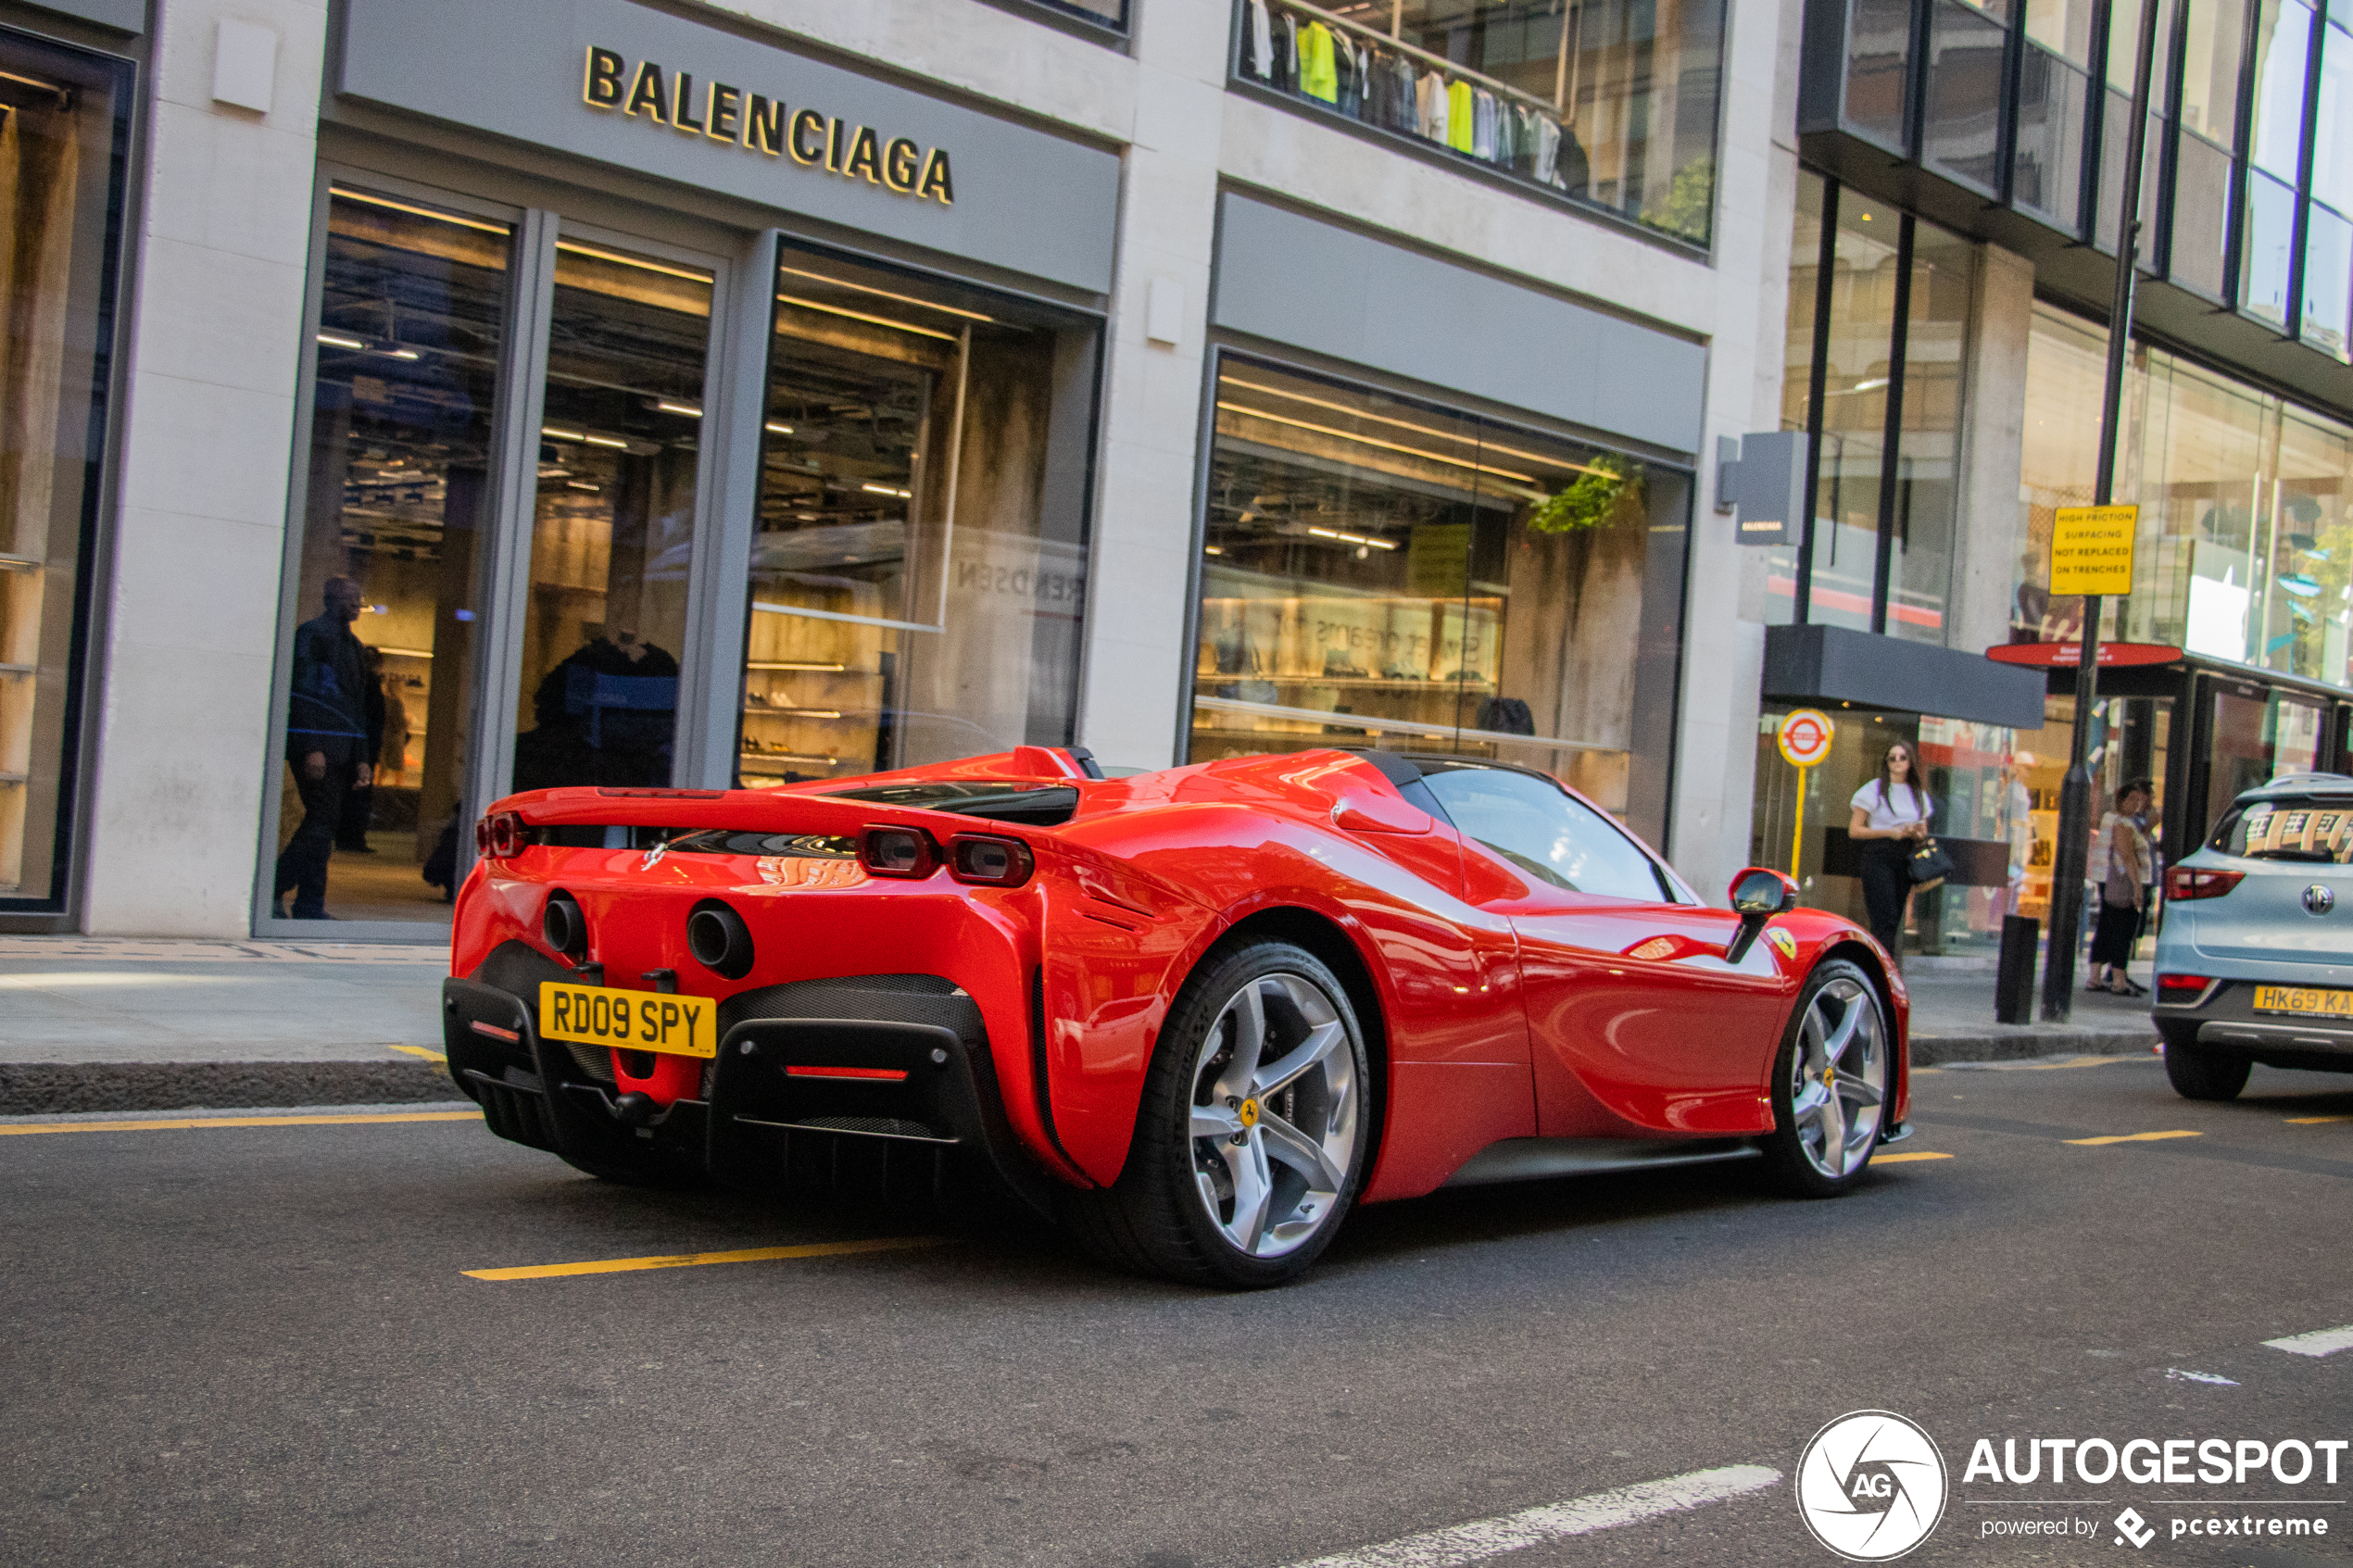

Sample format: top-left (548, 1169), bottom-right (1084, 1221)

top-left (445, 746), bottom-right (1911, 1286)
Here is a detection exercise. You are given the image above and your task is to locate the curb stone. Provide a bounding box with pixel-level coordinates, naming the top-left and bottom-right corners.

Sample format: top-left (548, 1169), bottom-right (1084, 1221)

top-left (0, 1060), bottom-right (457, 1116)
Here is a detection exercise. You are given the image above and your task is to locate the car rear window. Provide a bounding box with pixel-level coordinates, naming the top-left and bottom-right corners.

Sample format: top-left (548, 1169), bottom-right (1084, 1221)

top-left (2210, 797), bottom-right (2353, 861)
top-left (819, 781), bottom-right (1082, 827)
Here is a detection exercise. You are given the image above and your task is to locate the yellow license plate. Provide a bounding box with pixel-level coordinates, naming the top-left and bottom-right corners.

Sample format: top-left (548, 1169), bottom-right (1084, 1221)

top-left (537, 982), bottom-right (716, 1059)
top-left (2251, 984), bottom-right (2353, 1019)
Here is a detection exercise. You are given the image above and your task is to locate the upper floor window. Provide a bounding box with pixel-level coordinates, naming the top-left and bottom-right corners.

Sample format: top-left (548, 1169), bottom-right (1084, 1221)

top-left (1234, 0), bottom-right (1725, 245)
top-left (1024, 0), bottom-right (1127, 30)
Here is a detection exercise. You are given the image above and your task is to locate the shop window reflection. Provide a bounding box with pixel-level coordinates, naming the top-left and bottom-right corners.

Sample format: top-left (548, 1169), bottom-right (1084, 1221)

top-left (512, 241), bottom-right (711, 793)
top-left (737, 252), bottom-right (1093, 786)
top-left (2015, 302), bottom-right (2353, 694)
top-left (0, 35), bottom-right (128, 909)
top-left (1233, 0), bottom-right (1724, 245)
top-left (273, 188), bottom-right (509, 923)
top-left (1189, 358), bottom-right (1672, 818)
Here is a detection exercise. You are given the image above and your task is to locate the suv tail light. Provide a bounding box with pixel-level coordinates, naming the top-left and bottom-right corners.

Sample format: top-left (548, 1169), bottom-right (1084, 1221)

top-left (861, 825), bottom-right (939, 879)
top-left (948, 833), bottom-right (1034, 887)
top-left (474, 810), bottom-right (527, 860)
top-left (2166, 865), bottom-right (2244, 901)
top-left (2158, 972), bottom-right (2211, 997)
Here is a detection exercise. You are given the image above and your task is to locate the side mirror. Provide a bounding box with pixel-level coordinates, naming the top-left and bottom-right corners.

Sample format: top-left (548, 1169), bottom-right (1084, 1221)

top-left (1725, 867), bottom-right (1798, 964)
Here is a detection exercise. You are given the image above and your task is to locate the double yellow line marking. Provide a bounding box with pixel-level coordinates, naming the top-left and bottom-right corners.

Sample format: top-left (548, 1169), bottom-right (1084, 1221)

top-left (465, 1236), bottom-right (940, 1281)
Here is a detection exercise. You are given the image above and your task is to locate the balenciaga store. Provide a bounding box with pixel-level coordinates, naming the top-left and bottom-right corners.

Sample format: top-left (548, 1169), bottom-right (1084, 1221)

top-left (263, 0), bottom-right (1114, 933)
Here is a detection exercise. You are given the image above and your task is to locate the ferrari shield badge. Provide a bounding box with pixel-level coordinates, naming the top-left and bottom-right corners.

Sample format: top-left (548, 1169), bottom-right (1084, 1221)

top-left (1766, 928), bottom-right (1797, 963)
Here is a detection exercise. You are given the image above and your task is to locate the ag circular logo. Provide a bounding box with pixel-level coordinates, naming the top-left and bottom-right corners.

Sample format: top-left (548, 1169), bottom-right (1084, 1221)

top-left (1794, 1410), bottom-right (1947, 1561)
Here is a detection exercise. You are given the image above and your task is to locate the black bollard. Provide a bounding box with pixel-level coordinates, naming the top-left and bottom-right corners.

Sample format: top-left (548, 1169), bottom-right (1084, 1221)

top-left (1995, 914), bottom-right (2040, 1024)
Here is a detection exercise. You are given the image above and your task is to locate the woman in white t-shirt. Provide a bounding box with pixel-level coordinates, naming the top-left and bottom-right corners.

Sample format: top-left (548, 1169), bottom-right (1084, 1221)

top-left (1847, 742), bottom-right (1934, 961)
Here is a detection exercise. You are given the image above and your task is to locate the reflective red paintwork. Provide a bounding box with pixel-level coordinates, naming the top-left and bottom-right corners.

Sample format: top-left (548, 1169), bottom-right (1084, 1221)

top-left (449, 748), bottom-right (1909, 1200)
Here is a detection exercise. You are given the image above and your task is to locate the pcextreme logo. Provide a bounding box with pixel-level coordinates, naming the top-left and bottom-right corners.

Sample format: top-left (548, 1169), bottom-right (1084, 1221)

top-left (1795, 1411), bottom-right (1950, 1561)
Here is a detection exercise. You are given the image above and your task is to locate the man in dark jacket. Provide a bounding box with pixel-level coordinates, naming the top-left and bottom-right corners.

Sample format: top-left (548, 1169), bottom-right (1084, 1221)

top-left (274, 576), bottom-right (371, 918)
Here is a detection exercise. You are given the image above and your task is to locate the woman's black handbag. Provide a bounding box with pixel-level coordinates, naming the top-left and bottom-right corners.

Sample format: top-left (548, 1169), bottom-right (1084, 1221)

top-left (1908, 837), bottom-right (1956, 891)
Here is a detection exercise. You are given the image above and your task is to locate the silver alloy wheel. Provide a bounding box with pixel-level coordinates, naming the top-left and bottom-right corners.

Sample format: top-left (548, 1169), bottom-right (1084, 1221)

top-left (1187, 971), bottom-right (1358, 1259)
top-left (1788, 973), bottom-right (1887, 1179)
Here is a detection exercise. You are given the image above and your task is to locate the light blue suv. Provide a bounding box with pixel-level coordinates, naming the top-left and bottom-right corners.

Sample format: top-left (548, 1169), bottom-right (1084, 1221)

top-left (2153, 772), bottom-right (2353, 1099)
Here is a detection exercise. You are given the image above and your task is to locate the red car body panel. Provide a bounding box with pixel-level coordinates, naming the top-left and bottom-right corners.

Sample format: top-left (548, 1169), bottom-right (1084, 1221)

top-left (447, 748), bottom-right (1910, 1202)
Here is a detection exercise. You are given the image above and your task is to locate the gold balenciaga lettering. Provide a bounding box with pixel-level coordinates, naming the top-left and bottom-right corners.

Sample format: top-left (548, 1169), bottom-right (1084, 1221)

top-left (789, 107), bottom-right (825, 165)
top-left (744, 94), bottom-right (786, 157)
top-left (581, 46), bottom-right (961, 207)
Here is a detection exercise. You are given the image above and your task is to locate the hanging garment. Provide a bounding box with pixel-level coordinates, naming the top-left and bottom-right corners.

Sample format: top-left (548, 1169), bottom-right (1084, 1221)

top-left (1446, 80), bottom-right (1475, 152)
top-left (1417, 70), bottom-right (1448, 142)
top-left (1245, 0), bottom-right (1273, 80)
top-left (1390, 55), bottom-right (1418, 130)
top-left (1276, 13), bottom-right (1299, 92)
top-left (1557, 125), bottom-right (1592, 195)
top-left (1299, 21), bottom-right (1339, 103)
top-left (1470, 89), bottom-right (1497, 160)
top-left (1533, 114), bottom-right (1561, 184)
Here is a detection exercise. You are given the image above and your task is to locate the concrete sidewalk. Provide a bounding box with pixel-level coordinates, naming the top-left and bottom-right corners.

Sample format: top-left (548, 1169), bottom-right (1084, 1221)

top-left (0, 937), bottom-right (449, 1112)
top-left (0, 934), bottom-right (2165, 1113)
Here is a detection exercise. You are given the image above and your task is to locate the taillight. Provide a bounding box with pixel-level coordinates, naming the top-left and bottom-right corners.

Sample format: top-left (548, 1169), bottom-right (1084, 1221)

top-left (2166, 865), bottom-right (2245, 901)
top-left (860, 825), bottom-right (938, 878)
top-left (948, 833), bottom-right (1034, 887)
top-left (2158, 973), bottom-right (2211, 996)
top-left (476, 810), bottom-right (527, 859)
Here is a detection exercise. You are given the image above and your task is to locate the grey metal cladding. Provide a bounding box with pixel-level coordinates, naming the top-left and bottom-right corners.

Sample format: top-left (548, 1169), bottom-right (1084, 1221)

top-left (18, 0), bottom-right (144, 32)
top-left (1211, 194), bottom-right (1705, 454)
top-left (337, 0), bottom-right (1119, 295)
top-left (1763, 623), bottom-right (2048, 729)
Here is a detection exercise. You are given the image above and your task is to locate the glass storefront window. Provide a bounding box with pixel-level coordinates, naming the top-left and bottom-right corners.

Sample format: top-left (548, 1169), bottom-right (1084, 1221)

top-left (1772, 172), bottom-right (1831, 630)
top-left (274, 188), bottom-right (510, 923)
top-left (1796, 189), bottom-right (1903, 633)
top-left (2173, 0), bottom-right (2248, 295)
top-left (1232, 0), bottom-right (1726, 245)
top-left (1923, 0), bottom-right (2011, 191)
top-left (2017, 301), bottom-right (2353, 693)
top-left (738, 250), bottom-right (1096, 785)
top-left (2014, 39), bottom-right (2090, 227)
top-left (2252, 0), bottom-right (2315, 184)
top-left (511, 240), bottom-right (711, 793)
top-left (1189, 357), bottom-right (1687, 831)
top-left (0, 30), bottom-right (129, 910)
top-left (1889, 221), bottom-right (1974, 643)
top-left (2244, 169), bottom-right (2299, 322)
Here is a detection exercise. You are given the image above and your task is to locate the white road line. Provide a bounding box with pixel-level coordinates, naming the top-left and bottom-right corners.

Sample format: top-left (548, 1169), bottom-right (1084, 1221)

top-left (2264, 1324), bottom-right (2353, 1358)
top-left (1278, 1464), bottom-right (1781, 1568)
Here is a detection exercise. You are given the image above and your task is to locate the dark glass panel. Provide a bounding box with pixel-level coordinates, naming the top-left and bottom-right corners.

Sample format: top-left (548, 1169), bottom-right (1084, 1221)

top-left (1923, 0), bottom-right (2011, 189)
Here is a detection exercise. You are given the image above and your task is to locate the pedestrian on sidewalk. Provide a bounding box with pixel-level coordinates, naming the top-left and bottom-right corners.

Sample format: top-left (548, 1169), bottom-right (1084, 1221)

top-left (1849, 742), bottom-right (1934, 964)
top-left (2088, 779), bottom-right (2153, 995)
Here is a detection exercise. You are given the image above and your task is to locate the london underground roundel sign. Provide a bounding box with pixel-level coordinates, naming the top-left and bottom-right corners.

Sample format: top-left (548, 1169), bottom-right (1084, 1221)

top-left (1777, 708), bottom-right (1835, 769)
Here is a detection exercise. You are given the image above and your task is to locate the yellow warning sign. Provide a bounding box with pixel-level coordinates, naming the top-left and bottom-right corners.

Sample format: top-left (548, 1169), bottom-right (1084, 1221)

top-left (2051, 505), bottom-right (2137, 596)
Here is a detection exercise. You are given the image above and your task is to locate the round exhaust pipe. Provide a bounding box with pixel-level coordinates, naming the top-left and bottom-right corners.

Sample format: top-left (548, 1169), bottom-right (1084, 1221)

top-left (543, 890), bottom-right (586, 960)
top-left (686, 899), bottom-right (754, 980)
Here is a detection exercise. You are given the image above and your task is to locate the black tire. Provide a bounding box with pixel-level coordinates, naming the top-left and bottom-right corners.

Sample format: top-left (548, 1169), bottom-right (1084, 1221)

top-left (1759, 958), bottom-right (1891, 1198)
top-left (2161, 1023), bottom-right (2251, 1100)
top-left (1063, 940), bottom-right (1372, 1288)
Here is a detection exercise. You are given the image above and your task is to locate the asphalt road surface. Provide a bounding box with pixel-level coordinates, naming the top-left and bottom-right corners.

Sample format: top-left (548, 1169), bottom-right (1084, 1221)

top-left (5, 1054), bottom-right (2349, 1568)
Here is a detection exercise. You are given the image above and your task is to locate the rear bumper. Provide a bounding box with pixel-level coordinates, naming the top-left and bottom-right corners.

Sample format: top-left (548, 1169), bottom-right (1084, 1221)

top-left (2154, 980), bottom-right (2353, 1069)
top-left (442, 945), bottom-right (1063, 1210)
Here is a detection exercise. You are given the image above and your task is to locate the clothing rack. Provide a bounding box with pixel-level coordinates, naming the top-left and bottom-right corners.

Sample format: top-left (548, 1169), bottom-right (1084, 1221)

top-left (1274, 0), bottom-right (1568, 122)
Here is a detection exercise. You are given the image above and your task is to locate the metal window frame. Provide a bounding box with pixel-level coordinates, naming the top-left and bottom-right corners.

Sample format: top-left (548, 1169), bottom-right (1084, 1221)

top-left (0, 22), bottom-right (140, 930)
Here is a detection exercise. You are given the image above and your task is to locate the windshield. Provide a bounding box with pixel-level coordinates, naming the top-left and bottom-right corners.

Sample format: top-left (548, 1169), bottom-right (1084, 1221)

top-left (2209, 797), bottom-right (2353, 861)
